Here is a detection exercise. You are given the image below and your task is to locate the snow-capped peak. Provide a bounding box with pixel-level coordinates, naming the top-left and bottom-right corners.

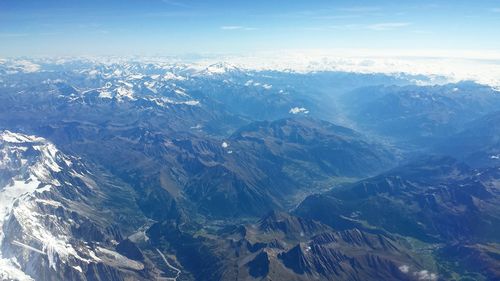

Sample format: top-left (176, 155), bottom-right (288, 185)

top-left (0, 131), bottom-right (145, 280)
top-left (0, 131), bottom-right (72, 183)
top-left (199, 62), bottom-right (240, 76)
top-left (0, 131), bottom-right (44, 144)
top-left (163, 71), bottom-right (187, 81)
top-left (0, 131), bottom-right (79, 279)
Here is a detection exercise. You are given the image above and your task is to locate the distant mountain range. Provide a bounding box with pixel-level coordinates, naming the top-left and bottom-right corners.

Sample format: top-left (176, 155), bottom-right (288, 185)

top-left (0, 58), bottom-right (498, 281)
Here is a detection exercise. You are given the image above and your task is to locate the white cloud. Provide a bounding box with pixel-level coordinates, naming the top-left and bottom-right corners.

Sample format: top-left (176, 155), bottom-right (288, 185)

top-left (414, 270), bottom-right (438, 281)
top-left (220, 26), bottom-right (257, 31)
top-left (289, 107), bottom-right (309, 114)
top-left (329, 22), bottom-right (411, 31)
top-left (221, 26), bottom-right (242, 30)
top-left (214, 49), bottom-right (500, 88)
top-left (399, 265), bottom-right (410, 273)
top-left (10, 60), bottom-right (41, 73)
top-left (367, 22), bottom-right (411, 31)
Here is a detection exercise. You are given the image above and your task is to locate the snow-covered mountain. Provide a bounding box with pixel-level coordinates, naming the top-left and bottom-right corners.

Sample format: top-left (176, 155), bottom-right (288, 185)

top-left (3, 54), bottom-right (500, 88)
top-left (0, 131), bottom-right (161, 281)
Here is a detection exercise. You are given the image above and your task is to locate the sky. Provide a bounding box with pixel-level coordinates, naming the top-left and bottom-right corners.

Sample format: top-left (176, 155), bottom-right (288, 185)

top-left (1, 0), bottom-right (500, 57)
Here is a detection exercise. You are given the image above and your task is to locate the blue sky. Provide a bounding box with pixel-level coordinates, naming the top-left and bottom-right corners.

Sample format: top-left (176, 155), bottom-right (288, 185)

top-left (1, 0), bottom-right (500, 57)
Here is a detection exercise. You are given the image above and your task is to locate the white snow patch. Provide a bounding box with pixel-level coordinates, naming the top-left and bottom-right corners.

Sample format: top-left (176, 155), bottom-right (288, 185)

top-left (112, 69), bottom-right (123, 77)
top-left (72, 265), bottom-right (83, 273)
top-left (150, 97), bottom-right (199, 107)
top-left (128, 74), bottom-right (144, 80)
top-left (0, 258), bottom-right (34, 281)
top-left (87, 250), bottom-right (102, 263)
top-left (98, 91), bottom-right (112, 99)
top-left (190, 124), bottom-right (203, 130)
top-left (163, 72), bottom-right (186, 81)
top-left (183, 100), bottom-right (200, 106)
top-left (33, 143), bottom-right (62, 173)
top-left (174, 88), bottom-right (189, 97)
top-left (0, 175), bottom-right (41, 280)
top-left (0, 178), bottom-right (41, 229)
top-left (203, 63), bottom-right (238, 75)
top-left (88, 69), bottom-right (99, 76)
top-left (144, 81), bottom-right (158, 93)
top-left (0, 131), bottom-right (44, 144)
top-left (34, 199), bottom-right (62, 207)
top-left (116, 86), bottom-right (135, 101)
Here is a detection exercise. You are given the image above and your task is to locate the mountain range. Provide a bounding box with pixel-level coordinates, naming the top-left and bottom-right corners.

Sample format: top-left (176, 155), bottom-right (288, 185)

top-left (0, 58), bottom-right (498, 281)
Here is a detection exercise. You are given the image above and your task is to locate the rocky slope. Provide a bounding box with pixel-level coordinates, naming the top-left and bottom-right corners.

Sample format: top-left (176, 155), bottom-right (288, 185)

top-left (147, 212), bottom-right (435, 281)
top-left (0, 131), bottom-right (171, 280)
top-left (295, 156), bottom-right (500, 280)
